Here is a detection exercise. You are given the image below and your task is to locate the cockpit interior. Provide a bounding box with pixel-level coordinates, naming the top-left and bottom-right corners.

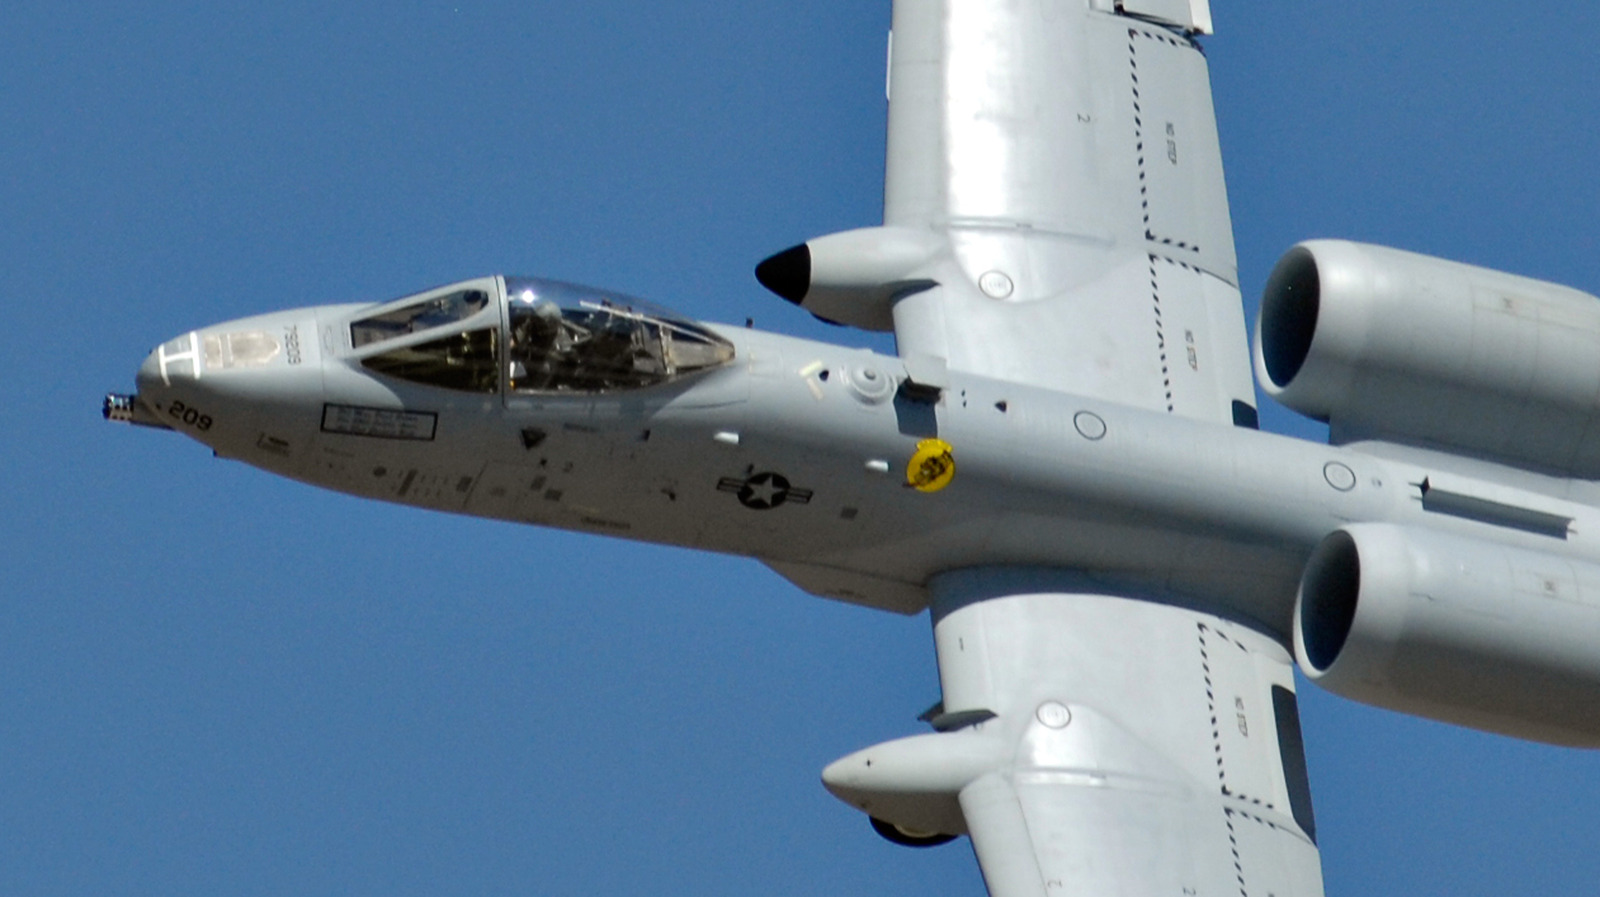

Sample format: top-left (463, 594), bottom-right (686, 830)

top-left (349, 277), bottom-right (735, 395)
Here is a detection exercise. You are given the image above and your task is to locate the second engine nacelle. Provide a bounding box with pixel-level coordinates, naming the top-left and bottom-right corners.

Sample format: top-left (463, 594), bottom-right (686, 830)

top-left (1295, 523), bottom-right (1600, 747)
top-left (1255, 240), bottom-right (1600, 477)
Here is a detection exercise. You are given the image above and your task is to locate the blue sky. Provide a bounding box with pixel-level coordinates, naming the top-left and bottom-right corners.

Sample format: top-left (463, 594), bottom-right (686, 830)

top-left (5, 2), bottom-right (1600, 894)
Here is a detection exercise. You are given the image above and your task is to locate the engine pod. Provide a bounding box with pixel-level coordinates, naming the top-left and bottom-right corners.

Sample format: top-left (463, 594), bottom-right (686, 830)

top-left (1294, 523), bottom-right (1600, 747)
top-left (1254, 240), bottom-right (1600, 477)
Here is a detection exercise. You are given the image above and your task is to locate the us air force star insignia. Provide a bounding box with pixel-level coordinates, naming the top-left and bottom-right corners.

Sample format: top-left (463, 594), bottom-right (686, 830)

top-left (717, 471), bottom-right (814, 510)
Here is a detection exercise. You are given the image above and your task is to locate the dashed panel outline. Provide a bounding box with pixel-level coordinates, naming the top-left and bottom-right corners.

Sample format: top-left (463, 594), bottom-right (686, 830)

top-left (1130, 25), bottom-right (1207, 416)
top-left (1197, 620), bottom-right (1285, 897)
top-left (1227, 806), bottom-right (1297, 836)
top-left (1148, 255), bottom-right (1220, 415)
top-left (1152, 255), bottom-right (1177, 412)
top-left (1196, 622), bottom-right (1276, 809)
top-left (1222, 809), bottom-right (1248, 897)
top-left (1128, 28), bottom-right (1202, 258)
top-left (1126, 22), bottom-right (1199, 51)
top-left (1149, 255), bottom-right (1173, 413)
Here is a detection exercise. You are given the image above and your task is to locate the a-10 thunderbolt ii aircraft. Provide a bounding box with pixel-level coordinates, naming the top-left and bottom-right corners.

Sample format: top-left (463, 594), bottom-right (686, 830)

top-left (105, 1), bottom-right (1600, 895)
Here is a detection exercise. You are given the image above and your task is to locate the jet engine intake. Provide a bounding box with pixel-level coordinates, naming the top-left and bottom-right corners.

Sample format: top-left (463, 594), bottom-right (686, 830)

top-left (1294, 523), bottom-right (1600, 747)
top-left (1255, 240), bottom-right (1600, 477)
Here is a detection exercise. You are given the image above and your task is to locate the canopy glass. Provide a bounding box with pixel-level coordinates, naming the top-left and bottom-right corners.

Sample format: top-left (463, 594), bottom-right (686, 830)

top-left (353, 277), bottom-right (734, 395)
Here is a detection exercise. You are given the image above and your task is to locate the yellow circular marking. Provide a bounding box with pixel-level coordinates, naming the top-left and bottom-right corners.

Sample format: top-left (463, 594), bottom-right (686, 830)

top-left (907, 438), bottom-right (956, 493)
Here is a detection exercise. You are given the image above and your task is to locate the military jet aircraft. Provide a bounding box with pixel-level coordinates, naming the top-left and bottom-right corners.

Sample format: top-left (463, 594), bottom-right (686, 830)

top-left (106, 1), bottom-right (1600, 894)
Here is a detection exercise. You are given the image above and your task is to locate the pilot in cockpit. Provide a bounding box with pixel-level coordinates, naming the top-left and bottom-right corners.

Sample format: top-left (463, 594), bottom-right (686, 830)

top-left (507, 299), bottom-right (572, 392)
top-left (334, 277), bottom-right (736, 396)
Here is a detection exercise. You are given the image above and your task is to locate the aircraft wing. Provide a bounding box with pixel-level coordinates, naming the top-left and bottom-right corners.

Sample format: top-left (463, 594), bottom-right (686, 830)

top-left (881, 4), bottom-right (1323, 894)
top-left (933, 576), bottom-right (1323, 897)
top-left (884, 0), bottom-right (1257, 426)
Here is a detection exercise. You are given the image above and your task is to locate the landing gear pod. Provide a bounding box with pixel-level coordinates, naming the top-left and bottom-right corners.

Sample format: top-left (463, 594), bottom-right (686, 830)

top-left (755, 227), bottom-right (944, 330)
top-left (869, 816), bottom-right (956, 848)
top-left (821, 729), bottom-right (1001, 843)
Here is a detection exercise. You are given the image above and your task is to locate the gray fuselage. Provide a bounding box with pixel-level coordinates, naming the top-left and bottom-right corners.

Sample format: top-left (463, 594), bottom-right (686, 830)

top-left (124, 283), bottom-right (1600, 636)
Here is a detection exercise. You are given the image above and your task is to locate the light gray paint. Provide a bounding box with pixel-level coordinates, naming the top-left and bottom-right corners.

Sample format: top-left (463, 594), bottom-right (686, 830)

top-left (107, 2), bottom-right (1600, 895)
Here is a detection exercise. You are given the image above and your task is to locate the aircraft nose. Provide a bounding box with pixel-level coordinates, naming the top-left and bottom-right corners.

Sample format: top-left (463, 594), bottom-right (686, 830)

top-left (136, 316), bottom-right (318, 398)
top-left (137, 346), bottom-right (161, 388)
top-left (120, 311), bottom-right (329, 458)
top-left (137, 331), bottom-right (202, 391)
top-left (102, 343), bottom-right (186, 430)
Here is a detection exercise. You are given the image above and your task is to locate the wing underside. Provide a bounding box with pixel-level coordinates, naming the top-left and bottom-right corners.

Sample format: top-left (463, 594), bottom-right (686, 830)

top-left (856, 6), bottom-right (1322, 893)
top-left (933, 572), bottom-right (1323, 897)
top-left (884, 0), bottom-right (1255, 424)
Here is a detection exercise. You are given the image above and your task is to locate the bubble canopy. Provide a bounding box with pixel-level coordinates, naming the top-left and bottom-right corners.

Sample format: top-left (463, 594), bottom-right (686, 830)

top-left (351, 276), bottom-right (735, 395)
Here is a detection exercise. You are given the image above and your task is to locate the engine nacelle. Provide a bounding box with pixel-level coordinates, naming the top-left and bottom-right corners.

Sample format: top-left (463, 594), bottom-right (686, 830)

top-left (1255, 240), bottom-right (1600, 477)
top-left (755, 227), bottom-right (945, 331)
top-left (1295, 524), bottom-right (1600, 747)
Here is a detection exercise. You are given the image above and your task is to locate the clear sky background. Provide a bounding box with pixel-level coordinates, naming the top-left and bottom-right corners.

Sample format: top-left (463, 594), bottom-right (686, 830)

top-left (5, 2), bottom-right (1600, 895)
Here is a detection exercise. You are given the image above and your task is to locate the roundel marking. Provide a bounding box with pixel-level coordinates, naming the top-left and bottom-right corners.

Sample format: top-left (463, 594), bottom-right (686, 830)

top-left (717, 471), bottom-right (813, 510)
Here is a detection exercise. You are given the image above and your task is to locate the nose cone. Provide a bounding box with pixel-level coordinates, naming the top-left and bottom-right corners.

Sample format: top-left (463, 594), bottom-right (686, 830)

top-left (139, 315), bottom-right (321, 394)
top-left (137, 346), bottom-right (162, 389)
top-left (136, 331), bottom-right (201, 395)
top-left (128, 311), bottom-right (327, 456)
top-left (125, 334), bottom-right (198, 430)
